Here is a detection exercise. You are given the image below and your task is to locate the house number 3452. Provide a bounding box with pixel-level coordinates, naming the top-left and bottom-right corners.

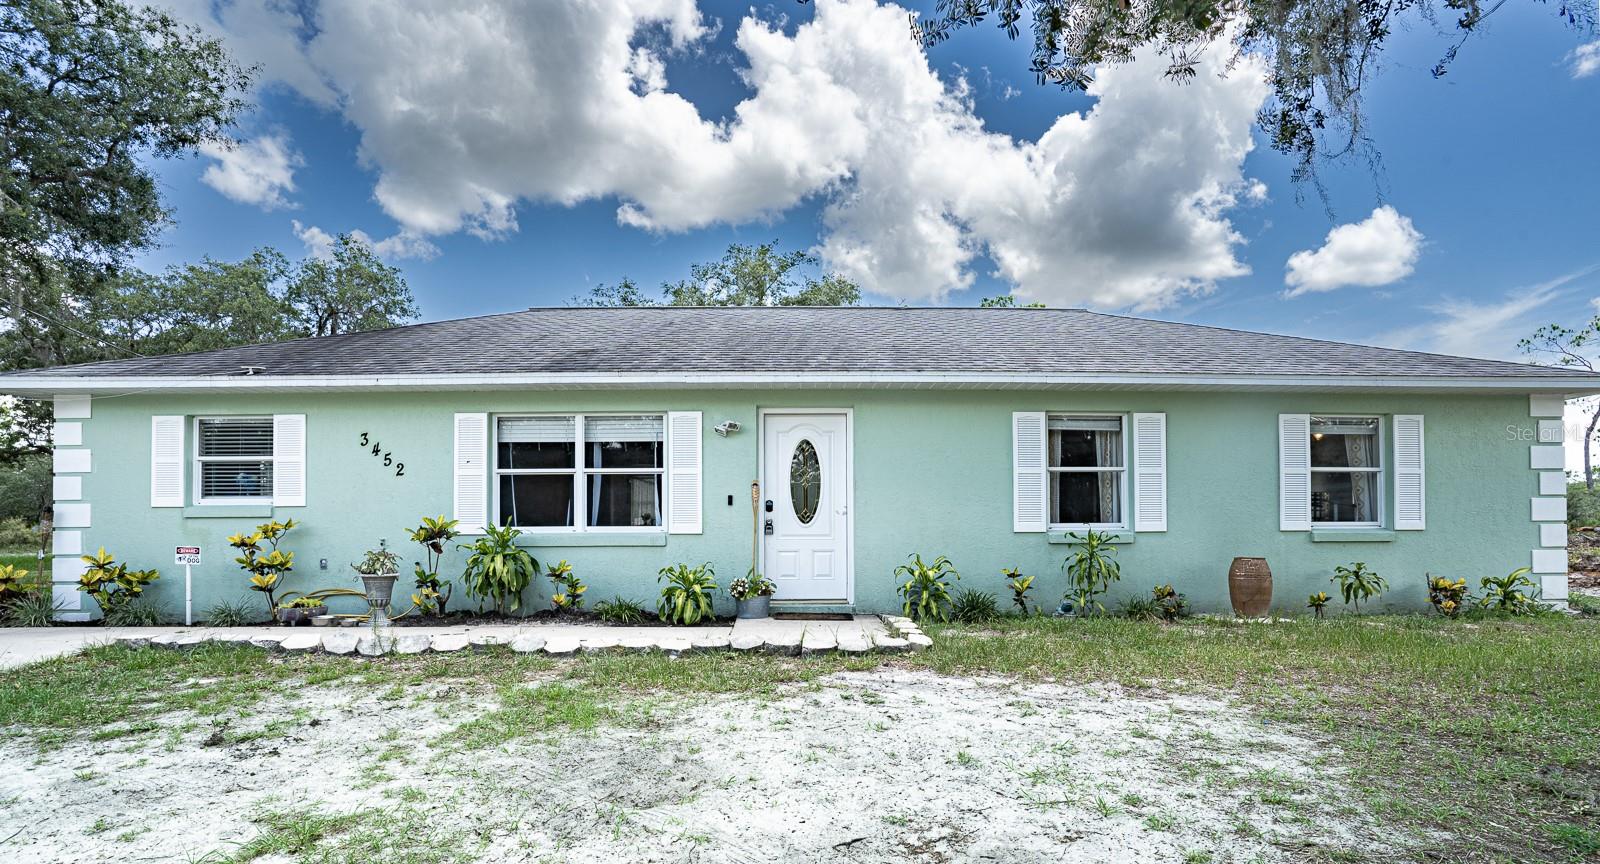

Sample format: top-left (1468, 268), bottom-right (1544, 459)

top-left (357, 432), bottom-right (406, 477)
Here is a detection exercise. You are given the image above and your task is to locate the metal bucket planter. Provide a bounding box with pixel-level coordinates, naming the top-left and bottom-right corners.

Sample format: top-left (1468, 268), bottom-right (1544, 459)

top-left (736, 595), bottom-right (771, 620)
top-left (275, 604), bottom-right (328, 626)
top-left (1227, 557), bottom-right (1273, 617)
top-left (360, 573), bottom-right (400, 627)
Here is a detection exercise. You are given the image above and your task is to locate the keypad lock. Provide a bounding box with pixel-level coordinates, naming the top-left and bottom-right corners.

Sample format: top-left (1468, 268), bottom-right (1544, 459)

top-left (764, 518), bottom-right (775, 535)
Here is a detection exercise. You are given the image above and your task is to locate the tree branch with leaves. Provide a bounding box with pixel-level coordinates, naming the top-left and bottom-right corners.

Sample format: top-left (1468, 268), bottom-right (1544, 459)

top-left (1521, 320), bottom-right (1594, 489)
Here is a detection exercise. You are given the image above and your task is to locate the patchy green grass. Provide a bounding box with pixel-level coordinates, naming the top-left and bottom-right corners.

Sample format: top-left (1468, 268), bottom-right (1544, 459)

top-left (918, 615), bottom-right (1600, 864)
top-left (205, 806), bottom-right (471, 864)
top-left (2, 615), bottom-right (1596, 863)
top-left (0, 552), bottom-right (49, 581)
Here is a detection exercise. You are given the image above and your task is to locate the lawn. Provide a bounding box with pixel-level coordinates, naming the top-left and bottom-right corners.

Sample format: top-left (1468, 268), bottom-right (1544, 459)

top-left (0, 551), bottom-right (49, 578)
top-left (0, 615), bottom-right (1595, 863)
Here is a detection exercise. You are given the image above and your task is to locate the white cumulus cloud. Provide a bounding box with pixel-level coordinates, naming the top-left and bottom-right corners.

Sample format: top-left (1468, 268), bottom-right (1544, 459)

top-left (166, 0), bottom-right (1273, 307)
top-left (199, 133), bottom-right (301, 210)
top-left (1571, 41), bottom-right (1600, 78)
top-left (292, 221), bottom-right (438, 262)
top-left (1283, 206), bottom-right (1423, 297)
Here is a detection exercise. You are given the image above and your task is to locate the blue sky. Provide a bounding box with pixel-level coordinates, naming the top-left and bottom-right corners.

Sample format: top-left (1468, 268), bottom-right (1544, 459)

top-left (142, 0), bottom-right (1598, 364)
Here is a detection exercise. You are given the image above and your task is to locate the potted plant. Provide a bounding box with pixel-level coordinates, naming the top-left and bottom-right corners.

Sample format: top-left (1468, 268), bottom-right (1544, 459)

top-left (728, 570), bottom-right (775, 619)
top-left (352, 541), bottom-right (402, 626)
top-left (275, 595), bottom-right (328, 626)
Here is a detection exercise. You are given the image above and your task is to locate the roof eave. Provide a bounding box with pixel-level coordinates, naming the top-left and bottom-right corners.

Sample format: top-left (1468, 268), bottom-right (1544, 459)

top-left (1, 371), bottom-right (1598, 397)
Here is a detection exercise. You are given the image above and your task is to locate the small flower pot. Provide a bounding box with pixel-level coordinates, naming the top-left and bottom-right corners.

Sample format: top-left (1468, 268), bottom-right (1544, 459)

top-left (735, 595), bottom-right (771, 620)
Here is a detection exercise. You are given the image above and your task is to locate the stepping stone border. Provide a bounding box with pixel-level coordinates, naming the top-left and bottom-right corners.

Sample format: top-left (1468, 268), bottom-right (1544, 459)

top-left (109, 614), bottom-right (929, 659)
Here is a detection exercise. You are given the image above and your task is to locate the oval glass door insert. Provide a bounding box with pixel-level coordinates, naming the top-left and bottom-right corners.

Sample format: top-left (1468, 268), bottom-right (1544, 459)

top-left (790, 439), bottom-right (821, 524)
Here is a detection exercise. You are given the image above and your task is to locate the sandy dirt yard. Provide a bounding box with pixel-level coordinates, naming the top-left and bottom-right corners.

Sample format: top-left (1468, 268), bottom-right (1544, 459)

top-left (0, 667), bottom-right (1400, 863)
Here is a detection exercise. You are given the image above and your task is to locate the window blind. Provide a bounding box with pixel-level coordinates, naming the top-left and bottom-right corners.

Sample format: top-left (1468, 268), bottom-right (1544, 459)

top-left (585, 415), bottom-right (664, 442)
top-left (198, 418), bottom-right (273, 457)
top-left (497, 416), bottom-right (575, 443)
top-left (1048, 416), bottom-right (1122, 432)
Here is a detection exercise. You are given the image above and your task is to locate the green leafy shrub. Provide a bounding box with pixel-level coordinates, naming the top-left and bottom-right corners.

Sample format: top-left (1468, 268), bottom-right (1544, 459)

top-left (1567, 481), bottom-right (1600, 529)
top-left (1478, 567), bottom-right (1540, 615)
top-left (0, 562), bottom-right (34, 605)
top-left (546, 560), bottom-right (586, 611)
top-left (203, 597), bottom-right (258, 627)
top-left (229, 519), bottom-right (297, 616)
top-left (657, 562), bottom-right (717, 625)
top-left (1002, 567), bottom-right (1034, 615)
top-left (103, 600), bottom-right (167, 627)
top-left (1150, 584), bottom-right (1189, 621)
top-left (895, 554), bottom-right (959, 622)
top-left (1332, 562), bottom-right (1387, 612)
top-left (594, 595), bottom-right (646, 624)
top-left (0, 517), bottom-right (45, 552)
top-left (409, 515), bottom-right (460, 616)
top-left (277, 596), bottom-right (325, 610)
top-left (1425, 574), bottom-right (1470, 618)
top-left (1120, 593), bottom-right (1160, 621)
top-left (458, 524), bottom-right (538, 615)
top-left (3, 589), bottom-right (58, 627)
top-left (1307, 591), bottom-right (1330, 618)
top-left (1063, 530), bottom-right (1122, 616)
top-left (952, 588), bottom-right (999, 623)
top-left (77, 548), bottom-right (159, 619)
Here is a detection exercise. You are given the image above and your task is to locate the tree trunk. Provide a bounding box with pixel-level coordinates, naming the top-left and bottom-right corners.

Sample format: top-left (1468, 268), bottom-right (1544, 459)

top-left (1586, 405), bottom-right (1600, 491)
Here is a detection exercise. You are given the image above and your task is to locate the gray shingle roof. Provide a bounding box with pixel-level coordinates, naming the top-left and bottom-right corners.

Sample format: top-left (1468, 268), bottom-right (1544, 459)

top-left (2, 307), bottom-right (1594, 383)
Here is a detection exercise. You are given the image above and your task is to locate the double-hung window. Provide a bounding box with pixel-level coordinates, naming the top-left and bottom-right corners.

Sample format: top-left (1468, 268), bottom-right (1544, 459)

top-left (1310, 416), bottom-right (1382, 526)
top-left (1047, 415), bottom-right (1126, 528)
top-left (195, 417), bottom-right (274, 503)
top-left (494, 414), bottom-right (664, 531)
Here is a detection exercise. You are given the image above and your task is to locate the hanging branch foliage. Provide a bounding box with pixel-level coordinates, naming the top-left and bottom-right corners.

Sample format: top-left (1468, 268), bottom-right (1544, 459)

top-left (912, 0), bottom-right (1595, 201)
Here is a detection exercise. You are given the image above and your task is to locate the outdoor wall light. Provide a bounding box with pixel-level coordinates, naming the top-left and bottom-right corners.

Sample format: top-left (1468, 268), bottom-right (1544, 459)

top-left (714, 420), bottom-right (742, 437)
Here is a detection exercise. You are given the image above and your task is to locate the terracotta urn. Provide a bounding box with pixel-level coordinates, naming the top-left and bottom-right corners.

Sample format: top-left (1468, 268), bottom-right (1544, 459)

top-left (1227, 557), bottom-right (1273, 618)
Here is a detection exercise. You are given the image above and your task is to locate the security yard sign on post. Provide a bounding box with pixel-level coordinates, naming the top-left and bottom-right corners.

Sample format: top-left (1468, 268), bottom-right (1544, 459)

top-left (175, 546), bottom-right (201, 625)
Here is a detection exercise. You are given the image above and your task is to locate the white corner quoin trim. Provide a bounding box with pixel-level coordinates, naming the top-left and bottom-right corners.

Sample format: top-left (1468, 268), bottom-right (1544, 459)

top-left (51, 394), bottom-right (91, 619)
top-left (1527, 394), bottom-right (1569, 602)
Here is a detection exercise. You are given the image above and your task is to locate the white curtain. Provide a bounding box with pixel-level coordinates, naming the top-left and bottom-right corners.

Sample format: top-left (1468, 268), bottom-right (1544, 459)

top-left (1095, 430), bottom-right (1119, 521)
top-left (1344, 433), bottom-right (1372, 522)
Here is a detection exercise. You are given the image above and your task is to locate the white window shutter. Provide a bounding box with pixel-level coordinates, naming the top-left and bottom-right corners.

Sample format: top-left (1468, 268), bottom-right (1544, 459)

top-left (150, 416), bottom-right (185, 507)
top-left (1013, 412), bottom-right (1047, 532)
top-left (1393, 414), bottom-right (1425, 530)
top-left (667, 411), bottom-right (702, 534)
top-left (1279, 413), bottom-right (1311, 531)
top-left (272, 414), bottom-right (307, 507)
top-left (453, 413), bottom-right (488, 533)
top-left (1132, 412), bottom-right (1167, 532)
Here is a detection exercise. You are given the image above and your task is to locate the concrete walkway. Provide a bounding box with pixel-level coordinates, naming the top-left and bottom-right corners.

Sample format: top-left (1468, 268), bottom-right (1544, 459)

top-left (0, 615), bottom-right (927, 670)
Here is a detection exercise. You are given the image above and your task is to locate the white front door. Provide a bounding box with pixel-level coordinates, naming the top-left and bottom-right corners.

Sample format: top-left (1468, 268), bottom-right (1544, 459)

top-left (762, 412), bottom-right (851, 602)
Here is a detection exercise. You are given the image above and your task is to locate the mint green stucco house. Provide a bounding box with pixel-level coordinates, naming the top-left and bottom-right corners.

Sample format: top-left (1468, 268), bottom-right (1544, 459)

top-left (1, 307), bottom-right (1594, 622)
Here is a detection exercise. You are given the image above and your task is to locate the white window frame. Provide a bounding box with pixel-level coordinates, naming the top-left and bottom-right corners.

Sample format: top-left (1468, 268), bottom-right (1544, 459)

top-left (491, 412), bottom-right (667, 534)
top-left (1309, 414), bottom-right (1386, 529)
top-left (1045, 413), bottom-right (1129, 531)
top-left (193, 415), bottom-right (275, 505)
